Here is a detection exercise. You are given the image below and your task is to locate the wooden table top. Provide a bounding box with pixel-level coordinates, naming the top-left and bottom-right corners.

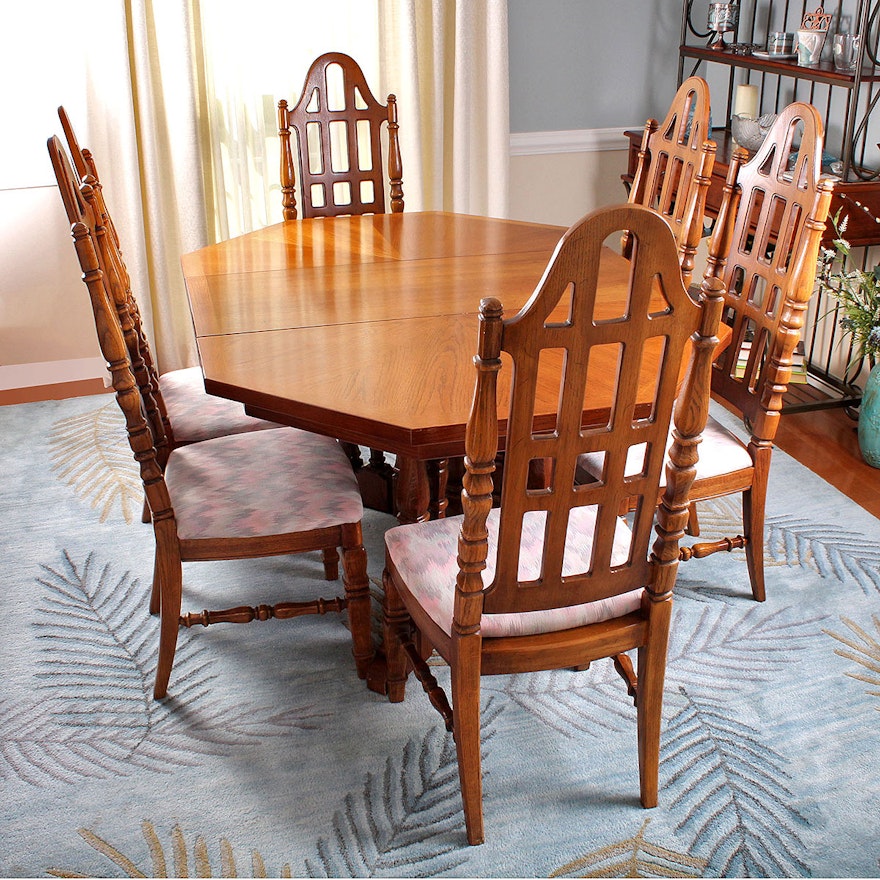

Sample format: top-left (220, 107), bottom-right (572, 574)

top-left (183, 211), bottom-right (715, 461)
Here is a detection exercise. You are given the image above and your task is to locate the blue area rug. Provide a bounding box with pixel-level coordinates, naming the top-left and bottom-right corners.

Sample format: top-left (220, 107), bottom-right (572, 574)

top-left (1, 394), bottom-right (879, 878)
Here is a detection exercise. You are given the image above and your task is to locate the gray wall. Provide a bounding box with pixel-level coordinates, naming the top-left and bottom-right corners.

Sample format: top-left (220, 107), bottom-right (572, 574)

top-left (508, 0), bottom-right (683, 132)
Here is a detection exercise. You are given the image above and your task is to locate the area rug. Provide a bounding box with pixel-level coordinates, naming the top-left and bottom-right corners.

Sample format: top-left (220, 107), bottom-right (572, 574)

top-left (1, 394), bottom-right (879, 878)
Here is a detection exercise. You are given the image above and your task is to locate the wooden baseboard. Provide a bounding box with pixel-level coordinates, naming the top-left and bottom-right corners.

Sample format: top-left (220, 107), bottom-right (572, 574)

top-left (0, 378), bottom-right (111, 406)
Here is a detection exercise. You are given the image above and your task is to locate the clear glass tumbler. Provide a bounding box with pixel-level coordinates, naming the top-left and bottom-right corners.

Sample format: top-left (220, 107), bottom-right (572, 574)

top-left (833, 33), bottom-right (861, 72)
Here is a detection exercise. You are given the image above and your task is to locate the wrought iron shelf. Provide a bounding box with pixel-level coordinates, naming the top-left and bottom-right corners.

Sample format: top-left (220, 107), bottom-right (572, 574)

top-left (680, 44), bottom-right (880, 85)
top-left (668, 1), bottom-right (880, 411)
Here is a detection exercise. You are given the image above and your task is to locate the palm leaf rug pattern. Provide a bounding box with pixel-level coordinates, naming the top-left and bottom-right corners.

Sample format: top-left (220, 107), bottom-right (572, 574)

top-left (549, 818), bottom-right (708, 878)
top-left (2, 398), bottom-right (879, 877)
top-left (46, 820), bottom-right (295, 879)
top-left (2, 550), bottom-right (331, 788)
top-left (824, 614), bottom-right (880, 706)
top-left (36, 510), bottom-right (880, 876)
top-left (49, 403), bottom-right (143, 525)
top-left (302, 702), bottom-right (503, 878)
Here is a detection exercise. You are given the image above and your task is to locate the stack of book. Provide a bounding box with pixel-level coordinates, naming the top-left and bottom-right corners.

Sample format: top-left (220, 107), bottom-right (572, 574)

top-left (735, 340), bottom-right (807, 383)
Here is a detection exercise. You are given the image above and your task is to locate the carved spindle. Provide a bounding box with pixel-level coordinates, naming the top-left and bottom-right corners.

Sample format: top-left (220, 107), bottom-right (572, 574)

top-left (427, 458), bottom-right (449, 520)
top-left (651, 273), bottom-right (726, 586)
top-left (340, 522), bottom-right (373, 679)
top-left (81, 180), bottom-right (169, 462)
top-left (179, 596), bottom-right (346, 628)
top-left (387, 94), bottom-right (404, 213)
top-left (680, 535), bottom-right (747, 560)
top-left (752, 177), bottom-right (836, 446)
top-left (398, 626), bottom-right (454, 731)
top-left (704, 146), bottom-right (747, 282)
top-left (382, 569), bottom-right (413, 702)
top-left (622, 118), bottom-right (658, 258)
top-left (455, 297), bottom-right (504, 635)
top-left (679, 140), bottom-right (717, 289)
top-left (278, 99), bottom-right (298, 220)
top-left (67, 214), bottom-right (173, 528)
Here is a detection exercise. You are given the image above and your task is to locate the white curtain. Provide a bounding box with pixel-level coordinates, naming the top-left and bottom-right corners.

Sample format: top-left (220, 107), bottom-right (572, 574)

top-left (379, 0), bottom-right (509, 218)
top-left (194, 0), bottom-right (382, 241)
top-left (78, 0), bottom-right (509, 369)
top-left (82, 1), bottom-right (205, 373)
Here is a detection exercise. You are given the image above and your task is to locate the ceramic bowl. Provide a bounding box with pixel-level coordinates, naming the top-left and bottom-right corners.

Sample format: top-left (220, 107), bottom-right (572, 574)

top-left (730, 112), bottom-right (777, 151)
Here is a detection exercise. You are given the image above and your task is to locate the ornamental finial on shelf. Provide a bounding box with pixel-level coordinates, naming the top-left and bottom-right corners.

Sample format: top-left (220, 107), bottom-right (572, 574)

top-left (802, 6), bottom-right (832, 32)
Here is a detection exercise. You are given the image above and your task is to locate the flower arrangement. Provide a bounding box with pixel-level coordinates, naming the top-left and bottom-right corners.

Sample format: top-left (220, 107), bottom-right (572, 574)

top-left (817, 211), bottom-right (880, 366)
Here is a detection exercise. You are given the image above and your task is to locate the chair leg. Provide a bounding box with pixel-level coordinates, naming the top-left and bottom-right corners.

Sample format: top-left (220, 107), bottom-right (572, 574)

top-left (141, 496), bottom-right (151, 524)
top-left (381, 570), bottom-right (411, 702)
top-left (153, 535), bottom-right (183, 699)
top-left (685, 501), bottom-right (700, 537)
top-left (451, 635), bottom-right (485, 846)
top-left (743, 482), bottom-right (767, 602)
top-left (321, 546), bottom-right (340, 581)
top-left (636, 597), bottom-right (672, 809)
top-left (340, 524), bottom-right (373, 679)
top-left (149, 544), bottom-right (161, 616)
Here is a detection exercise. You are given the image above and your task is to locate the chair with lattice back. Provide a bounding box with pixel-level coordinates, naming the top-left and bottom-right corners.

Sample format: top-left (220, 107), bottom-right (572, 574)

top-left (277, 53), bottom-right (403, 509)
top-left (626, 76), bottom-right (716, 288)
top-left (581, 102), bottom-right (835, 603)
top-left (675, 102), bottom-right (835, 600)
top-left (380, 203), bottom-right (726, 844)
top-left (277, 51), bottom-right (403, 220)
top-left (48, 134), bottom-right (374, 700)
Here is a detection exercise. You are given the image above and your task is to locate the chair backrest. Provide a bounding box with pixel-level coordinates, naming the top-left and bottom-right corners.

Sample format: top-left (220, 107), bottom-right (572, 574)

top-left (626, 76), bottom-right (716, 288)
top-left (277, 52), bottom-right (403, 219)
top-left (47, 135), bottom-right (175, 523)
top-left (456, 205), bottom-right (725, 623)
top-left (704, 102), bottom-right (835, 440)
top-left (55, 108), bottom-right (175, 452)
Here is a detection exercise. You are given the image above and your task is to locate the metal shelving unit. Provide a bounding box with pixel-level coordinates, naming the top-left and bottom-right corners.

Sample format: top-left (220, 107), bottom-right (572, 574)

top-left (676, 0), bottom-right (880, 410)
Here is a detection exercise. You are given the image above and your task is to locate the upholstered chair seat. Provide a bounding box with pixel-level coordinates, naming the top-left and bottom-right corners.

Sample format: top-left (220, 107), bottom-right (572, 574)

top-left (159, 366), bottom-right (277, 444)
top-left (579, 413), bottom-right (754, 487)
top-left (165, 428), bottom-right (363, 541)
top-left (384, 507), bottom-right (641, 638)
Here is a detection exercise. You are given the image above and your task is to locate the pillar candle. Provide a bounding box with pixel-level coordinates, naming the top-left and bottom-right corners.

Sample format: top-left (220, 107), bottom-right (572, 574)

top-left (734, 84), bottom-right (759, 118)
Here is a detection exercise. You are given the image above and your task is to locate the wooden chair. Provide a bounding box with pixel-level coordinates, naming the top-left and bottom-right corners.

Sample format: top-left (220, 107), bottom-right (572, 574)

top-left (626, 76), bottom-right (716, 288)
top-left (581, 103), bottom-right (835, 603)
top-left (57, 107), bottom-right (278, 457)
top-left (48, 135), bottom-right (374, 699)
top-left (278, 51), bottom-right (403, 220)
top-left (380, 204), bottom-right (726, 845)
top-left (678, 102), bottom-right (836, 600)
top-left (277, 53), bottom-right (403, 510)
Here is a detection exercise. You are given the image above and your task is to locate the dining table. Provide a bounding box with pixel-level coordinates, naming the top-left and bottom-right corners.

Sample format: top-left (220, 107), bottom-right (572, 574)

top-left (181, 210), bottom-right (727, 526)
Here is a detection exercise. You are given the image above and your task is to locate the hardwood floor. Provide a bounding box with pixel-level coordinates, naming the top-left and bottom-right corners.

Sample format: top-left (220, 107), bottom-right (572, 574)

top-left (707, 390), bottom-right (880, 519)
top-left (773, 400), bottom-right (880, 520)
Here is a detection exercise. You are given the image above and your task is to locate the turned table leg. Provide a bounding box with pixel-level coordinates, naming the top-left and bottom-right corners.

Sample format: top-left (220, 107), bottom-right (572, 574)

top-left (394, 455), bottom-right (431, 524)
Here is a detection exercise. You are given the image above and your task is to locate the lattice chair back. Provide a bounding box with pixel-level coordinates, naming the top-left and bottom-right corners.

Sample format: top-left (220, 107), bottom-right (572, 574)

top-left (462, 204), bottom-right (712, 622)
top-left (626, 76), bottom-right (716, 287)
top-left (704, 102), bottom-right (835, 439)
top-left (278, 52), bottom-right (403, 219)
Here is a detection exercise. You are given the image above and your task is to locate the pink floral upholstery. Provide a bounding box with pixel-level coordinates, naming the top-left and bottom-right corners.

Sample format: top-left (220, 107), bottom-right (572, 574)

top-left (160, 367), bottom-right (278, 443)
top-left (165, 427), bottom-right (363, 540)
top-left (385, 507), bottom-right (643, 638)
top-left (577, 413), bottom-right (753, 485)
